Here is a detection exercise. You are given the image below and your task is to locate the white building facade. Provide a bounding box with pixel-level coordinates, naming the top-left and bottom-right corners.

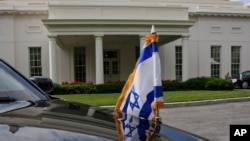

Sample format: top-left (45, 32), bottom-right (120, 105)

top-left (0, 0), bottom-right (250, 84)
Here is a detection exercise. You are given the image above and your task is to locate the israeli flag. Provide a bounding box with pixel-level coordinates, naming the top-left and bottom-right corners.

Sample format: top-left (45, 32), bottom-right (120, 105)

top-left (115, 25), bottom-right (164, 120)
top-left (115, 113), bottom-right (152, 141)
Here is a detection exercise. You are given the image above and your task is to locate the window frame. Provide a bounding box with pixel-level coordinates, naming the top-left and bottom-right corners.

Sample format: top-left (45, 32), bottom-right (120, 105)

top-left (210, 45), bottom-right (221, 78)
top-left (74, 47), bottom-right (86, 82)
top-left (175, 46), bottom-right (182, 81)
top-left (231, 46), bottom-right (241, 78)
top-left (29, 47), bottom-right (42, 77)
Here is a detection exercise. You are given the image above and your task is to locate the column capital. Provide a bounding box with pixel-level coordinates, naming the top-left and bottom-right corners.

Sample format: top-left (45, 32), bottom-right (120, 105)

top-left (139, 34), bottom-right (146, 38)
top-left (48, 35), bottom-right (57, 38)
top-left (181, 35), bottom-right (190, 38)
top-left (48, 35), bottom-right (57, 41)
top-left (94, 34), bottom-right (104, 37)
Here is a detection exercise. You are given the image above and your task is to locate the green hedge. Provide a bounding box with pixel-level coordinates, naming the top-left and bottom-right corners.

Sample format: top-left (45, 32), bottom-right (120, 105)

top-left (182, 77), bottom-right (211, 90)
top-left (205, 78), bottom-right (233, 90)
top-left (49, 82), bottom-right (125, 95)
top-left (48, 77), bottom-right (233, 95)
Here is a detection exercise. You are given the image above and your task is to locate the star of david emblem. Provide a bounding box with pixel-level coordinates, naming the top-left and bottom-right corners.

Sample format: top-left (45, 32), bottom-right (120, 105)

top-left (124, 116), bottom-right (136, 139)
top-left (129, 86), bottom-right (140, 110)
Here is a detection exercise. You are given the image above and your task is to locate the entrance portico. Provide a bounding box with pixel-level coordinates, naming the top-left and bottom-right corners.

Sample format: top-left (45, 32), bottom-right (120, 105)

top-left (42, 3), bottom-right (194, 84)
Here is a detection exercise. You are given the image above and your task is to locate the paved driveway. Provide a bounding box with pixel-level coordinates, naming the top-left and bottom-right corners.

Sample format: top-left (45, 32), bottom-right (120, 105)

top-left (160, 101), bottom-right (250, 141)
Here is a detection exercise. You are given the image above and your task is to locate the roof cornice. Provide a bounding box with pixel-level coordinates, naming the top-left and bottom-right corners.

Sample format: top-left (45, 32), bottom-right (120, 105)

top-left (189, 6), bottom-right (250, 17)
top-left (0, 1), bottom-right (48, 15)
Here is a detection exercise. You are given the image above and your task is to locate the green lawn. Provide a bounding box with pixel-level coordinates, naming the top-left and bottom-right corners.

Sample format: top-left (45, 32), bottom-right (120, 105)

top-left (54, 90), bottom-right (250, 106)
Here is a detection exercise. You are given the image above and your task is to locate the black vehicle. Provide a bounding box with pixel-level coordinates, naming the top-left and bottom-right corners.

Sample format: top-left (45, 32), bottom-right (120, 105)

top-left (0, 58), bottom-right (210, 141)
top-left (232, 70), bottom-right (250, 89)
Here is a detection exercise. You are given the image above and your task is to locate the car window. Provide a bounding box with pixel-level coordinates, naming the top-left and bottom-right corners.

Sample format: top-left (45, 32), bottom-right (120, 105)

top-left (0, 69), bottom-right (25, 92)
top-left (242, 71), bottom-right (250, 77)
top-left (0, 61), bottom-right (49, 101)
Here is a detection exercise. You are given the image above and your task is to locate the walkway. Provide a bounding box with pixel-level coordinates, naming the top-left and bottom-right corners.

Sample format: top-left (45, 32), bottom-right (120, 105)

top-left (160, 101), bottom-right (250, 141)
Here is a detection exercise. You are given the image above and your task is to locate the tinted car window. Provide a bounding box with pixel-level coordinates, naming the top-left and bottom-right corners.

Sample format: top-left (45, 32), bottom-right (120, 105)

top-left (242, 71), bottom-right (250, 77)
top-left (0, 61), bottom-right (49, 101)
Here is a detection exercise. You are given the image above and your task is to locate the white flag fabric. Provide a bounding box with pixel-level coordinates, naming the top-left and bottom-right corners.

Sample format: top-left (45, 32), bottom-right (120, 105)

top-left (115, 32), bottom-right (164, 120)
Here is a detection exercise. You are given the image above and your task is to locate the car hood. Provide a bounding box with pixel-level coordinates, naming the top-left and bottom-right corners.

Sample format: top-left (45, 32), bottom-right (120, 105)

top-left (0, 98), bottom-right (210, 141)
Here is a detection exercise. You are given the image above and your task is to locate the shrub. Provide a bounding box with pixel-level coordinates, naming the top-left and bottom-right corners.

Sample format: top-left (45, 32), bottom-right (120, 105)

top-left (182, 77), bottom-right (211, 90)
top-left (49, 77), bottom-right (234, 95)
top-left (205, 78), bottom-right (234, 90)
top-left (49, 83), bottom-right (96, 95)
top-left (162, 80), bottom-right (183, 91)
top-left (95, 82), bottom-right (125, 93)
top-left (50, 82), bottom-right (125, 94)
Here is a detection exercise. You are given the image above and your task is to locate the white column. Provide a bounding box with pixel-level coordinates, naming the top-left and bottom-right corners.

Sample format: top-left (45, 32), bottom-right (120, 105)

top-left (182, 36), bottom-right (189, 81)
top-left (95, 35), bottom-right (104, 84)
top-left (48, 35), bottom-right (58, 83)
top-left (139, 34), bottom-right (145, 50)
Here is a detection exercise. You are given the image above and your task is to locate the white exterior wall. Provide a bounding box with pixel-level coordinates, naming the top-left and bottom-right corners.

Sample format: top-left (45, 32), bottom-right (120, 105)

top-left (0, 16), bottom-right (15, 66)
top-left (1, 0), bottom-right (250, 83)
top-left (0, 14), bottom-right (50, 78)
top-left (195, 16), bottom-right (250, 77)
top-left (159, 42), bottom-right (177, 81)
top-left (160, 15), bottom-right (250, 80)
top-left (13, 15), bottom-right (50, 78)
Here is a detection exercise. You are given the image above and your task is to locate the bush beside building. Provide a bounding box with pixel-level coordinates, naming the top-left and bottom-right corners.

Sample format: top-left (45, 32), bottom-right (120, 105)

top-left (49, 77), bottom-right (233, 95)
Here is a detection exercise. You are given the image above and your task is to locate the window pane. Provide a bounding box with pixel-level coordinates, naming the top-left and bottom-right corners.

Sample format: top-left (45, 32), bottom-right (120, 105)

top-left (231, 46), bottom-right (240, 78)
top-left (112, 61), bottom-right (119, 74)
top-left (104, 61), bottom-right (109, 75)
top-left (211, 46), bottom-right (221, 77)
top-left (104, 51), bottom-right (118, 58)
top-left (29, 47), bottom-right (42, 77)
top-left (175, 46), bottom-right (182, 81)
top-left (74, 47), bottom-right (86, 82)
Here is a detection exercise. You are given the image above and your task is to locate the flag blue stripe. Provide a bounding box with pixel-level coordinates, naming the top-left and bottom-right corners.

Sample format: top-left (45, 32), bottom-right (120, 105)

top-left (138, 42), bottom-right (158, 64)
top-left (154, 86), bottom-right (163, 98)
top-left (138, 86), bottom-right (163, 119)
top-left (138, 118), bottom-right (150, 141)
top-left (139, 90), bottom-right (154, 119)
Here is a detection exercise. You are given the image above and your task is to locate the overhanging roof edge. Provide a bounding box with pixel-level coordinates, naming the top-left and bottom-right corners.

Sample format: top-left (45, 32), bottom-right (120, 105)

top-left (42, 19), bottom-right (195, 26)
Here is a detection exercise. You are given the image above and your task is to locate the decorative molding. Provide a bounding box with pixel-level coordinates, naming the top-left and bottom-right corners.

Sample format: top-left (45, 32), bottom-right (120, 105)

top-left (210, 26), bottom-right (222, 33)
top-left (231, 26), bottom-right (243, 34)
top-left (0, 11), bottom-right (48, 15)
top-left (26, 25), bottom-right (42, 33)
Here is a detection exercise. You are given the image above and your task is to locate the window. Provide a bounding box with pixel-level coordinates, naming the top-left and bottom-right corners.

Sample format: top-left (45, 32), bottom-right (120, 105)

top-left (29, 47), bottom-right (42, 77)
top-left (104, 50), bottom-right (118, 59)
top-left (231, 46), bottom-right (241, 78)
top-left (74, 47), bottom-right (86, 82)
top-left (211, 46), bottom-right (221, 78)
top-left (175, 46), bottom-right (182, 81)
top-left (103, 50), bottom-right (120, 75)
